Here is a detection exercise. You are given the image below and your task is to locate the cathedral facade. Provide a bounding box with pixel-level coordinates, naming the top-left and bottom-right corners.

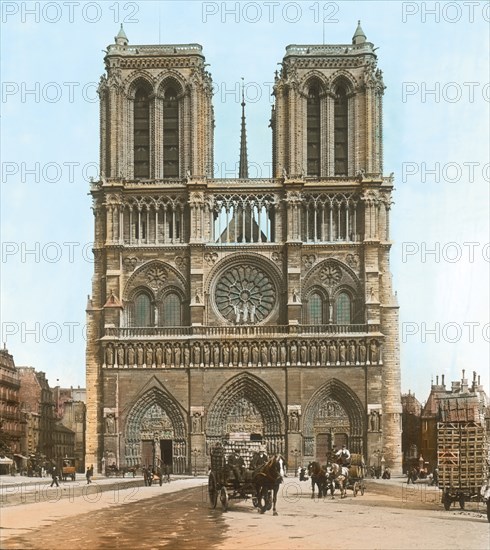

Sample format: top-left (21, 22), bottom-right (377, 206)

top-left (86, 23), bottom-right (402, 474)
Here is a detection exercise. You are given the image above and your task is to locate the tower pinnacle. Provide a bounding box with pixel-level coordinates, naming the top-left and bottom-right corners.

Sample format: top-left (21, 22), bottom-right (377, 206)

top-left (239, 78), bottom-right (249, 179)
top-left (115, 24), bottom-right (129, 46)
top-left (352, 20), bottom-right (366, 45)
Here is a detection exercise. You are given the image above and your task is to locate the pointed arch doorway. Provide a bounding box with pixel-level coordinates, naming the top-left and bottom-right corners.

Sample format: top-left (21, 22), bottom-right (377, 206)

top-left (125, 387), bottom-right (187, 474)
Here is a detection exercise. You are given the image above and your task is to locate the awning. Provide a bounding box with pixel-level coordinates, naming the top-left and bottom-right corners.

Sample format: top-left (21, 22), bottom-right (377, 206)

top-left (0, 457), bottom-right (13, 464)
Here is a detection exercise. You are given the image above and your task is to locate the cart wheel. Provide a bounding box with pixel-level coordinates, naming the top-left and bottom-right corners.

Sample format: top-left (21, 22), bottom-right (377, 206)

top-left (443, 493), bottom-right (452, 511)
top-left (266, 490), bottom-right (273, 511)
top-left (220, 486), bottom-right (229, 511)
top-left (353, 482), bottom-right (358, 497)
top-left (208, 472), bottom-right (218, 509)
top-left (459, 496), bottom-right (465, 510)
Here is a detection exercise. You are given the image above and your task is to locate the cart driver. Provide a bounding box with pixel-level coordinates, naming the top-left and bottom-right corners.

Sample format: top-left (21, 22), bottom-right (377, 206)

top-left (250, 446), bottom-right (269, 471)
top-left (228, 448), bottom-right (245, 488)
top-left (335, 444), bottom-right (351, 467)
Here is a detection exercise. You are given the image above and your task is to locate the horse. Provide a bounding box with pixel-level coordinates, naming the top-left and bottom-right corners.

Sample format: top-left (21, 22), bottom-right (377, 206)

top-left (307, 461), bottom-right (329, 499)
top-left (329, 462), bottom-right (349, 498)
top-left (253, 454), bottom-right (285, 516)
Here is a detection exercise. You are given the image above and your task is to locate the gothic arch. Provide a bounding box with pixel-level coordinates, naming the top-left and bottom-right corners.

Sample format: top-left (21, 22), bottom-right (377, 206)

top-left (124, 378), bottom-right (187, 467)
top-left (206, 373), bottom-right (285, 451)
top-left (303, 257), bottom-right (362, 296)
top-left (329, 71), bottom-right (357, 96)
top-left (299, 71), bottom-right (329, 98)
top-left (125, 73), bottom-right (155, 99)
top-left (123, 259), bottom-right (187, 301)
top-left (156, 72), bottom-right (187, 98)
top-left (303, 378), bottom-right (365, 456)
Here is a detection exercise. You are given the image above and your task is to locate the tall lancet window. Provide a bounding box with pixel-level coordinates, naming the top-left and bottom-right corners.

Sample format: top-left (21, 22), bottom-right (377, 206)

top-left (307, 86), bottom-right (321, 176)
top-left (134, 88), bottom-right (150, 179)
top-left (163, 87), bottom-right (179, 178)
top-left (334, 86), bottom-right (348, 176)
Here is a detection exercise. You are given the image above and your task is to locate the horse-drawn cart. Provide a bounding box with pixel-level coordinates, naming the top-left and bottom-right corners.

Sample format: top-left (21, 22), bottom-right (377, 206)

top-left (345, 454), bottom-right (366, 497)
top-left (208, 444), bottom-right (284, 514)
top-left (208, 444), bottom-right (260, 512)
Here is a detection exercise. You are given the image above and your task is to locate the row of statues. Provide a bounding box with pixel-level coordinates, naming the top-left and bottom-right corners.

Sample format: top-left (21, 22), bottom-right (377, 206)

top-left (104, 339), bottom-right (382, 368)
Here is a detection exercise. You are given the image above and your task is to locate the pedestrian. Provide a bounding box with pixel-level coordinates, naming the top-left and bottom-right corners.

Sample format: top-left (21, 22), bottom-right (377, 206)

top-left (86, 464), bottom-right (93, 484)
top-left (50, 465), bottom-right (59, 487)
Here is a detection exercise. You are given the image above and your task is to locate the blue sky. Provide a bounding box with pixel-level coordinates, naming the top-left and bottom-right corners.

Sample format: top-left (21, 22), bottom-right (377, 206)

top-left (1, 1), bottom-right (489, 403)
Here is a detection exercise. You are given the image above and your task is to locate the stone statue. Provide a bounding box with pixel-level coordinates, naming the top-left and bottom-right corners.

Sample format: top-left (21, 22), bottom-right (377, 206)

top-left (290, 342), bottom-right (298, 365)
top-left (105, 413), bottom-right (115, 434)
top-left (183, 343), bottom-right (190, 367)
top-left (329, 303), bottom-right (334, 323)
top-left (328, 341), bottom-right (337, 364)
top-left (146, 344), bottom-right (153, 367)
top-left (339, 341), bottom-right (346, 364)
top-left (232, 343), bottom-right (239, 365)
top-left (279, 341), bottom-right (287, 365)
top-left (260, 342), bottom-right (268, 366)
top-left (359, 340), bottom-right (367, 364)
top-left (241, 343), bottom-right (249, 365)
top-left (155, 344), bottom-right (163, 368)
top-left (165, 344), bottom-right (172, 367)
top-left (250, 304), bottom-right (256, 323)
top-left (127, 345), bottom-right (135, 366)
top-left (105, 344), bottom-right (114, 367)
top-left (233, 303), bottom-right (241, 324)
top-left (310, 341), bottom-right (317, 365)
top-left (370, 409), bottom-right (380, 432)
top-left (270, 342), bottom-right (278, 365)
top-left (242, 302), bottom-right (249, 323)
top-left (174, 343), bottom-right (181, 367)
top-left (349, 341), bottom-right (356, 364)
top-left (117, 344), bottom-right (125, 367)
top-left (251, 342), bottom-right (259, 365)
top-left (136, 344), bottom-right (144, 367)
top-left (300, 342), bottom-right (308, 365)
top-left (213, 342), bottom-right (220, 366)
top-left (203, 343), bottom-right (211, 366)
top-left (289, 411), bottom-right (299, 432)
top-left (222, 343), bottom-right (230, 366)
top-left (192, 412), bottom-right (202, 433)
top-left (320, 342), bottom-right (327, 365)
top-left (370, 340), bottom-right (378, 363)
top-left (193, 343), bottom-right (201, 366)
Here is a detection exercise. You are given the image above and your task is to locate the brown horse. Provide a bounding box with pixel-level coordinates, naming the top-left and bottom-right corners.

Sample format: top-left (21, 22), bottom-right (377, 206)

top-left (253, 454), bottom-right (285, 516)
top-left (307, 462), bottom-right (329, 498)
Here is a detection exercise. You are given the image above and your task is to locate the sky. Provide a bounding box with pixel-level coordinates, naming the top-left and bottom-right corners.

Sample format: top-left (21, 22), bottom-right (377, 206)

top-left (1, 0), bottom-right (489, 404)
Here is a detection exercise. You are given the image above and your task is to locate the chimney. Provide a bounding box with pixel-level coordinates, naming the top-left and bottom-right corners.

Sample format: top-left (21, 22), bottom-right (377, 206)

top-left (436, 375), bottom-right (439, 385)
top-left (441, 374), bottom-right (445, 388)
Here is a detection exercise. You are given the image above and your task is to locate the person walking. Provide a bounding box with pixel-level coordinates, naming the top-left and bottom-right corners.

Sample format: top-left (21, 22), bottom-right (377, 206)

top-left (50, 465), bottom-right (59, 487)
top-left (86, 464), bottom-right (93, 484)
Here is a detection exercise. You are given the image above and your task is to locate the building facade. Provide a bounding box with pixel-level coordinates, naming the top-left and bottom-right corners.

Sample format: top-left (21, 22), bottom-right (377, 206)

top-left (0, 346), bottom-right (22, 473)
top-left (86, 24), bottom-right (402, 474)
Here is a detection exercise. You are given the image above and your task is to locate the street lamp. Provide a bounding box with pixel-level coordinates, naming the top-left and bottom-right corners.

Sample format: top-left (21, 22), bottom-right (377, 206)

top-left (290, 449), bottom-right (300, 476)
top-left (192, 448), bottom-right (201, 477)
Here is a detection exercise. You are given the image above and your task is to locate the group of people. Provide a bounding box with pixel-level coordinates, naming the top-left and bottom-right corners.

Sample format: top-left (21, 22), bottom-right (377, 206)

top-left (227, 446), bottom-right (269, 489)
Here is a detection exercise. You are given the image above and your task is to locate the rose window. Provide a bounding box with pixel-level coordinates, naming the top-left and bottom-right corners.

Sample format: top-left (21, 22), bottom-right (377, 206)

top-left (215, 265), bottom-right (276, 324)
top-left (320, 265), bottom-right (342, 286)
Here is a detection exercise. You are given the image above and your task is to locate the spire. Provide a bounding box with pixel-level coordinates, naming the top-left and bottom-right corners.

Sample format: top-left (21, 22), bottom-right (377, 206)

top-left (115, 24), bottom-right (128, 46)
top-left (352, 20), bottom-right (366, 45)
top-left (238, 78), bottom-right (249, 179)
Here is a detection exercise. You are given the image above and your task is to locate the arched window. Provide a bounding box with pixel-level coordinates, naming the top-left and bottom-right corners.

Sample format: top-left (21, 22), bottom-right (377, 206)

top-left (308, 292), bottom-right (324, 325)
top-left (134, 88), bottom-right (150, 178)
top-left (162, 293), bottom-right (181, 326)
top-left (307, 86), bottom-right (321, 176)
top-left (134, 292), bottom-right (152, 326)
top-left (163, 87), bottom-right (179, 178)
top-left (334, 86), bottom-right (348, 176)
top-left (336, 292), bottom-right (351, 324)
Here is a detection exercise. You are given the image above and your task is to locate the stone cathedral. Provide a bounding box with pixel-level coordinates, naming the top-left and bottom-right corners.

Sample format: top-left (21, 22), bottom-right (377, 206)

top-left (86, 23), bottom-right (402, 474)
